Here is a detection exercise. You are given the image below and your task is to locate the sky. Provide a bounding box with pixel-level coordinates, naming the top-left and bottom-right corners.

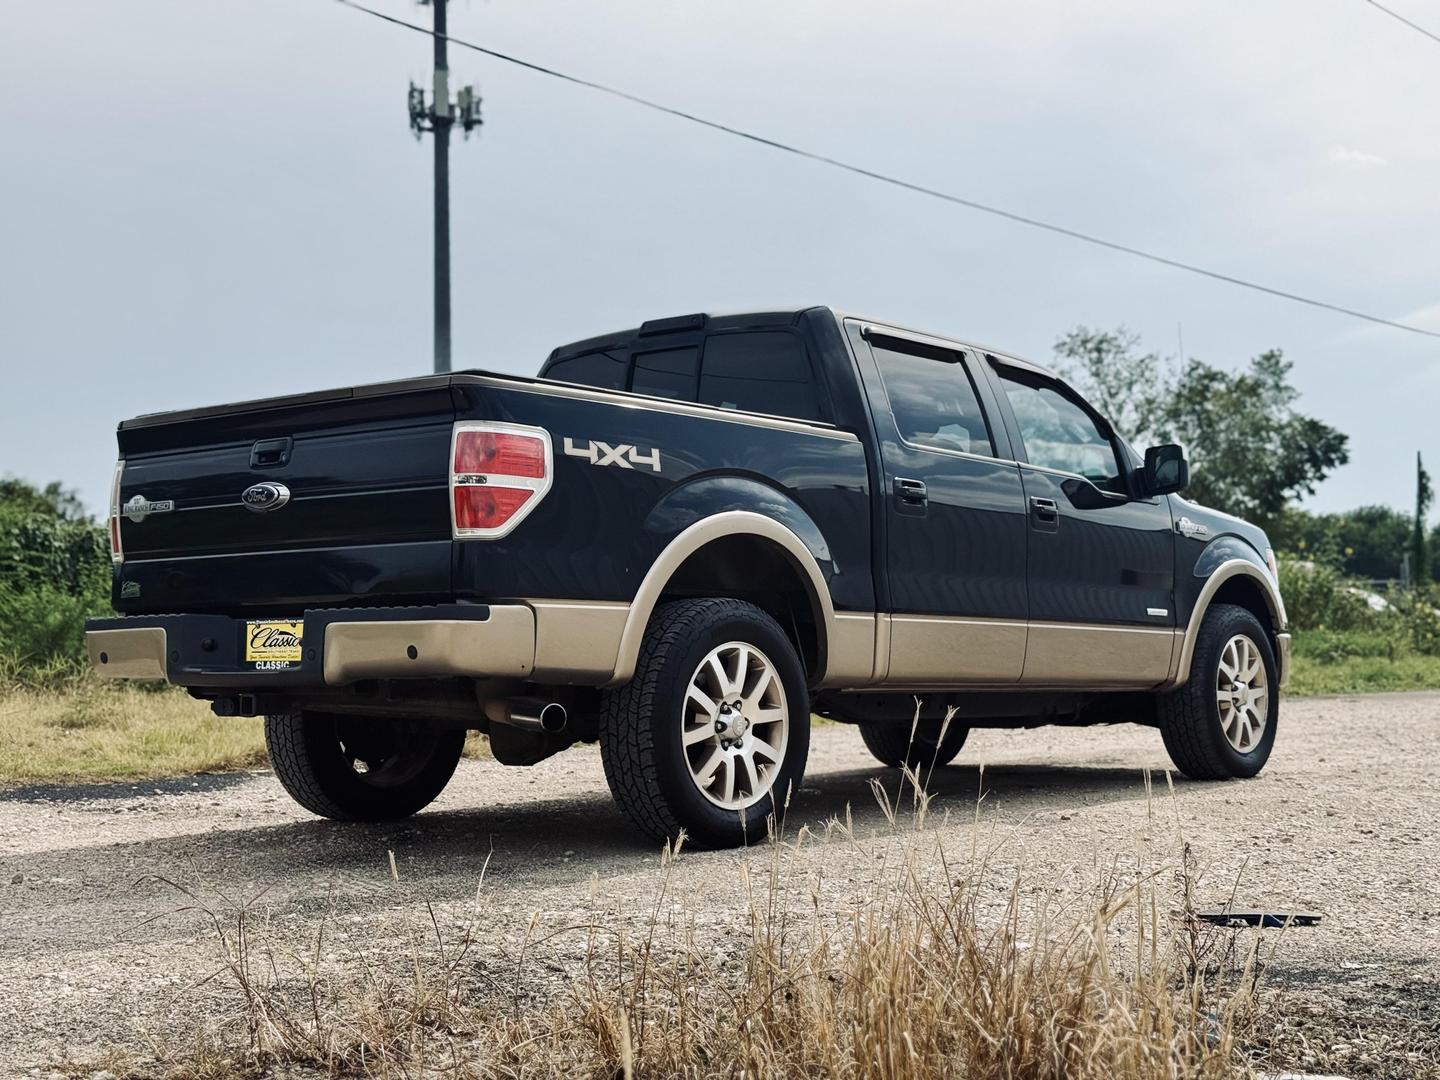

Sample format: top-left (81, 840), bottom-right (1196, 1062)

top-left (1, 0), bottom-right (1437, 520)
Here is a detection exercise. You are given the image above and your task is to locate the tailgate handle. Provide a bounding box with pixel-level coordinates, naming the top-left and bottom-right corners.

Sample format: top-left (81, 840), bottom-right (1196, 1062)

top-left (250, 436), bottom-right (293, 469)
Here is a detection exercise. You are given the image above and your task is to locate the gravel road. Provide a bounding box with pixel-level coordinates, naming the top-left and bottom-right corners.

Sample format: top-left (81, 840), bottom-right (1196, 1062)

top-left (2, 692), bottom-right (1437, 1076)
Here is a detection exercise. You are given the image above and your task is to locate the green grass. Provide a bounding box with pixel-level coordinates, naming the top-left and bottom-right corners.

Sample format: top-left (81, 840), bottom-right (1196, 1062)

top-left (0, 683), bottom-right (267, 784)
top-left (1285, 628), bottom-right (1440, 696)
top-left (1286, 650), bottom-right (1440, 695)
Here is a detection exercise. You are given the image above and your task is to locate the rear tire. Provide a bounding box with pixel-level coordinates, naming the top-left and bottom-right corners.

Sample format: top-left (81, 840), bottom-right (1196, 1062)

top-left (264, 712), bottom-right (465, 820)
top-left (859, 717), bottom-right (969, 770)
top-left (1158, 603), bottom-right (1278, 780)
top-left (599, 598), bottom-right (810, 849)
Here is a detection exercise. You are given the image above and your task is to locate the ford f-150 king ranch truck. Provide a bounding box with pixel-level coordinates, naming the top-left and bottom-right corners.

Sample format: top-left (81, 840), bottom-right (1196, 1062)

top-left (86, 306), bottom-right (1290, 848)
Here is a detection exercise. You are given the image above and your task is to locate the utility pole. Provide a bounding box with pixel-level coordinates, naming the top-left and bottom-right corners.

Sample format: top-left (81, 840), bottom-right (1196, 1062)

top-left (408, 1), bottom-right (481, 374)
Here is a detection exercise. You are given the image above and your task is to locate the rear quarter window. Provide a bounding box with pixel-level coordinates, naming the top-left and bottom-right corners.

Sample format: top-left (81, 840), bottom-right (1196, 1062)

top-left (544, 349), bottom-right (628, 390)
top-left (631, 347), bottom-right (700, 401)
top-left (698, 332), bottom-right (823, 421)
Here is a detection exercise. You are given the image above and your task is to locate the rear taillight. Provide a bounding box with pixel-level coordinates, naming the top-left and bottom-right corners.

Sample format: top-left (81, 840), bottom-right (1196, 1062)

top-left (450, 423), bottom-right (552, 539)
top-left (108, 460), bottom-right (124, 564)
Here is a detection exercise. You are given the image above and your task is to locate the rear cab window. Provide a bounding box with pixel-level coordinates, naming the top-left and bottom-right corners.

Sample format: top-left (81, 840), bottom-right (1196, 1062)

top-left (542, 327), bottom-right (829, 424)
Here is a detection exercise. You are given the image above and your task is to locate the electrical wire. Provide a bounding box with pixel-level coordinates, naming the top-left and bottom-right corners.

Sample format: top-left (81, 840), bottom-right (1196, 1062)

top-left (334, 0), bottom-right (1440, 341)
top-left (1361, 0), bottom-right (1440, 47)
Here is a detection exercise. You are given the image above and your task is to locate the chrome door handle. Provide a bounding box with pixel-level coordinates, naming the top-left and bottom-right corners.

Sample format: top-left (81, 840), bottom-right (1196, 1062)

top-left (894, 477), bottom-right (928, 505)
top-left (1030, 496), bottom-right (1059, 521)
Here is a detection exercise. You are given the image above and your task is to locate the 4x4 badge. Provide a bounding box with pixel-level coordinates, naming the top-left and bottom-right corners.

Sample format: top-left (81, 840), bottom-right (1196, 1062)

top-left (563, 437), bottom-right (661, 473)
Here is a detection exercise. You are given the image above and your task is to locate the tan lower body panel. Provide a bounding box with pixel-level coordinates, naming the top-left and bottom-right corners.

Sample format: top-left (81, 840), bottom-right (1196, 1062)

top-left (885, 614), bottom-right (1027, 684)
top-left (528, 600), bottom-right (630, 682)
top-left (1275, 632), bottom-right (1292, 688)
top-left (324, 607), bottom-right (535, 684)
top-left (87, 627), bottom-right (168, 680)
top-left (1021, 623), bottom-right (1179, 687)
top-left (822, 612), bottom-right (881, 687)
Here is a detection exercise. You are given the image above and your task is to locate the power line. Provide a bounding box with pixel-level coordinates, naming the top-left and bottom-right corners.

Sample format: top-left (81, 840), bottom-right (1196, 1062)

top-left (334, 0), bottom-right (1440, 341)
top-left (1361, 0), bottom-right (1440, 46)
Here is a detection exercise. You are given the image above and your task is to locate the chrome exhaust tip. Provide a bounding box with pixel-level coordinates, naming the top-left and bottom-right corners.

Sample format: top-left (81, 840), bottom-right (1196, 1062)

top-left (488, 697), bottom-right (568, 734)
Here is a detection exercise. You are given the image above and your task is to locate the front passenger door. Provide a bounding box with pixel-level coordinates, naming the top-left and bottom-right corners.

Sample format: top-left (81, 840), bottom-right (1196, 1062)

top-left (986, 361), bottom-right (1177, 686)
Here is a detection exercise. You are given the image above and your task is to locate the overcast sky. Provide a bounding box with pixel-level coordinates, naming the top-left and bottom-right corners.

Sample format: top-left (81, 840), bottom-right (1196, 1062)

top-left (2, 0), bottom-right (1437, 519)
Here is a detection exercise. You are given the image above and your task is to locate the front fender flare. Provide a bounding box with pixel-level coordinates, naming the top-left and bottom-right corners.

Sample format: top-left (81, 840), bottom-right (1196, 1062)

top-left (1168, 558), bottom-right (1287, 688)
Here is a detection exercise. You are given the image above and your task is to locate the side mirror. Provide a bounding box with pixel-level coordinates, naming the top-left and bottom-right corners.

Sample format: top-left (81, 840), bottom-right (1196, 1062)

top-left (1143, 444), bottom-right (1189, 496)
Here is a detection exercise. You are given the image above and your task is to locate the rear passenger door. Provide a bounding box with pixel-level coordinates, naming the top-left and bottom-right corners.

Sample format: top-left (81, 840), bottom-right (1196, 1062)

top-left (852, 327), bottom-right (1030, 684)
top-left (983, 359), bottom-right (1176, 686)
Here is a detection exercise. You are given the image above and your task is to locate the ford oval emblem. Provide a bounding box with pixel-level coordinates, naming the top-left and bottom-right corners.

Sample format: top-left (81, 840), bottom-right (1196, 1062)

top-left (241, 481), bottom-right (291, 513)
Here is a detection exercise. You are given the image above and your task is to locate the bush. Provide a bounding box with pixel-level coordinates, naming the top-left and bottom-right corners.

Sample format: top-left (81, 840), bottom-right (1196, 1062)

top-left (0, 584), bottom-right (105, 687)
top-left (1279, 556), bottom-right (1440, 665)
top-left (1276, 558), bottom-right (1380, 633)
top-left (0, 478), bottom-right (113, 688)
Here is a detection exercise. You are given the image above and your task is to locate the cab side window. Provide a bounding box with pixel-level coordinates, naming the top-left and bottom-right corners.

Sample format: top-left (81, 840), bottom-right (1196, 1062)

top-left (871, 340), bottom-right (994, 457)
top-left (996, 368), bottom-right (1123, 492)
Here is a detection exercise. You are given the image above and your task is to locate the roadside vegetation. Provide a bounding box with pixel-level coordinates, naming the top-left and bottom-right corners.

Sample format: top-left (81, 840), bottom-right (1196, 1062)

top-left (0, 477), bottom-right (266, 783)
top-left (1279, 556), bottom-right (1440, 695)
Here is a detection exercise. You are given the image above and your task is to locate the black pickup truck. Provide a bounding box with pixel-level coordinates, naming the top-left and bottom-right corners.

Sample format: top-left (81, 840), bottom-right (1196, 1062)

top-left (87, 307), bottom-right (1289, 847)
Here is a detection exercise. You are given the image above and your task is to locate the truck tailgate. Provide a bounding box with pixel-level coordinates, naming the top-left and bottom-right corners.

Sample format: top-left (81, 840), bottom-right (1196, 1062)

top-left (113, 378), bottom-right (456, 614)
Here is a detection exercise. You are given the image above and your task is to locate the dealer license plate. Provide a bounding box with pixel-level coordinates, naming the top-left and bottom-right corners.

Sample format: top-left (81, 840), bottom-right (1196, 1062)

top-left (244, 620), bottom-right (304, 670)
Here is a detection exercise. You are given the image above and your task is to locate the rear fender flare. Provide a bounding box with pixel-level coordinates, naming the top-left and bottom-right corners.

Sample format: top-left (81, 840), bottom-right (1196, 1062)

top-left (607, 508), bottom-right (836, 687)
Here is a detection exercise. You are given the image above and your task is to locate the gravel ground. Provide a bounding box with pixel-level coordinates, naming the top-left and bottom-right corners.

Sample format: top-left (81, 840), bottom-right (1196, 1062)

top-left (1, 692), bottom-right (1437, 1076)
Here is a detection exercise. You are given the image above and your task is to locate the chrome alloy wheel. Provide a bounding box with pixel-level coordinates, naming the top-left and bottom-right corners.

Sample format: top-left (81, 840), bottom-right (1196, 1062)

top-left (681, 641), bottom-right (789, 810)
top-left (1216, 633), bottom-right (1269, 753)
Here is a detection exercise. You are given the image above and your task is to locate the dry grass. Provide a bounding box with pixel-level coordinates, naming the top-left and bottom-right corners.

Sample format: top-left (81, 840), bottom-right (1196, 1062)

top-left (0, 683), bottom-right (267, 784)
top-left (80, 762), bottom-right (1292, 1080)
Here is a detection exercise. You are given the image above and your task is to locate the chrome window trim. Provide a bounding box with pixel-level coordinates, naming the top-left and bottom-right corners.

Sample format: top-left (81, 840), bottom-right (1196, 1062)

top-left (861, 322), bottom-right (971, 355)
top-left (886, 439), bottom-right (1020, 470)
top-left (455, 374), bottom-right (860, 443)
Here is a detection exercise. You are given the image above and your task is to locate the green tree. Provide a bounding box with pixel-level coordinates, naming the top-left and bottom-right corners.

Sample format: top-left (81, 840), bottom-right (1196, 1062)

top-left (0, 478), bottom-right (89, 522)
top-left (1053, 326), bottom-right (1165, 443)
top-left (1055, 330), bottom-right (1349, 534)
top-left (0, 478), bottom-right (109, 597)
top-left (1414, 453), bottom-right (1433, 588)
top-left (1271, 505), bottom-right (1412, 578)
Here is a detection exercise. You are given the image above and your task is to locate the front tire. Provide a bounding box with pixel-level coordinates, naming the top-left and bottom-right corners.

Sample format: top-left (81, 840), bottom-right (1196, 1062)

top-left (264, 712), bottom-right (465, 821)
top-left (859, 717), bottom-right (969, 770)
top-left (599, 598), bottom-right (811, 848)
top-left (1158, 603), bottom-right (1278, 780)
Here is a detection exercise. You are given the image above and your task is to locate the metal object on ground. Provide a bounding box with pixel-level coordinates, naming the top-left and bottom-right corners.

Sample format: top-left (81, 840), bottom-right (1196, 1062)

top-left (1191, 910), bottom-right (1321, 928)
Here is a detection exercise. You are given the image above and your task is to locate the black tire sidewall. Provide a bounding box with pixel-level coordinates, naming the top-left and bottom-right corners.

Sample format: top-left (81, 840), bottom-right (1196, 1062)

top-left (1189, 607), bottom-right (1279, 778)
top-left (648, 603), bottom-right (810, 846)
top-left (269, 712), bottom-right (465, 821)
top-left (860, 719), bottom-right (969, 769)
